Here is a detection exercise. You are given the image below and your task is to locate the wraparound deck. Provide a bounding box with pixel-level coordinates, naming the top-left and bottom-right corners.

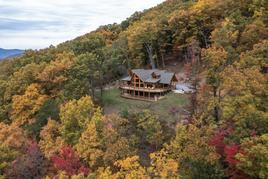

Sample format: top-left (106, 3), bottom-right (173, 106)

top-left (119, 85), bottom-right (171, 93)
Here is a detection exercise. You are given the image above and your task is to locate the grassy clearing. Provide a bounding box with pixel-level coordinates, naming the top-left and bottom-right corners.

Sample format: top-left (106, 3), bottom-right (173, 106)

top-left (100, 88), bottom-right (189, 123)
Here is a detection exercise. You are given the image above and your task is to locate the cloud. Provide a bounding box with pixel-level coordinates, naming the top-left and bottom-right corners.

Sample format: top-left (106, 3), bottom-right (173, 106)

top-left (0, 0), bottom-right (164, 49)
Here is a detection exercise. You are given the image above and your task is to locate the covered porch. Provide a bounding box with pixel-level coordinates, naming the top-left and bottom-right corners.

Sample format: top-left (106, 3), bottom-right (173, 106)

top-left (120, 89), bottom-right (169, 101)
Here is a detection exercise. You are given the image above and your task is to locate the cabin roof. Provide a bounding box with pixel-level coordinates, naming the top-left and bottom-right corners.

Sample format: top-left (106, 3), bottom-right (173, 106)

top-left (121, 76), bottom-right (131, 81)
top-left (132, 69), bottom-right (156, 82)
top-left (145, 78), bottom-right (160, 83)
top-left (121, 69), bottom-right (176, 84)
top-left (159, 72), bottom-right (175, 84)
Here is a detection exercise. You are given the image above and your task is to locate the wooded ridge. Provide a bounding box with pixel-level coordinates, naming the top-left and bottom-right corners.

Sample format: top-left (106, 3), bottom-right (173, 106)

top-left (0, 0), bottom-right (267, 178)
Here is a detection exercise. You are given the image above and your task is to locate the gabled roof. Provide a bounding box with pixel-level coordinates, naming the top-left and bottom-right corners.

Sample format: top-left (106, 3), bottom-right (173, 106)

top-left (145, 78), bottom-right (160, 83)
top-left (159, 72), bottom-right (174, 84)
top-left (121, 69), bottom-right (176, 84)
top-left (132, 69), bottom-right (156, 82)
top-left (121, 76), bottom-right (131, 81)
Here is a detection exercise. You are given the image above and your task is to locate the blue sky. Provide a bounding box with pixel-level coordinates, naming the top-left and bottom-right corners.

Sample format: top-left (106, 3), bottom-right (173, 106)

top-left (0, 0), bottom-right (164, 49)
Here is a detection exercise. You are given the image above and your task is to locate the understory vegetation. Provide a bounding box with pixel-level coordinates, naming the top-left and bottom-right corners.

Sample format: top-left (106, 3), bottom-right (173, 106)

top-left (0, 0), bottom-right (267, 178)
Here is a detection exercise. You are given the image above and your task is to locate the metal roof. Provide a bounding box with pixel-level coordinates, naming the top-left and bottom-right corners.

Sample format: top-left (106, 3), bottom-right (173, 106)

top-left (145, 78), bottom-right (160, 83)
top-left (159, 72), bottom-right (174, 84)
top-left (121, 69), bottom-right (175, 84)
top-left (132, 69), bottom-right (155, 82)
top-left (121, 76), bottom-right (131, 81)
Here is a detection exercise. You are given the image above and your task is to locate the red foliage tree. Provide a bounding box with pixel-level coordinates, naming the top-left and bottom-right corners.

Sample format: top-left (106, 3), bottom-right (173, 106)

top-left (209, 127), bottom-right (249, 178)
top-left (209, 129), bottom-right (226, 156)
top-left (224, 144), bottom-right (240, 166)
top-left (209, 127), bottom-right (233, 156)
top-left (51, 146), bottom-right (89, 177)
top-left (7, 141), bottom-right (49, 179)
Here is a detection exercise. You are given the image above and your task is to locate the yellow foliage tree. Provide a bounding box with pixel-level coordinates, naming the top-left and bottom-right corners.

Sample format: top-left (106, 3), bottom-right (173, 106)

top-left (202, 46), bottom-right (228, 121)
top-left (113, 156), bottom-right (149, 179)
top-left (148, 150), bottom-right (180, 178)
top-left (167, 122), bottom-right (223, 178)
top-left (0, 122), bottom-right (27, 176)
top-left (37, 52), bottom-right (75, 96)
top-left (236, 134), bottom-right (268, 179)
top-left (59, 96), bottom-right (95, 145)
top-left (11, 83), bottom-right (48, 126)
top-left (39, 119), bottom-right (66, 158)
top-left (75, 109), bottom-right (103, 169)
top-left (0, 122), bottom-right (27, 149)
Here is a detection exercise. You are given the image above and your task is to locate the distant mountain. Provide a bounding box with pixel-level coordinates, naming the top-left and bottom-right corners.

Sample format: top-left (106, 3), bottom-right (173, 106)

top-left (0, 48), bottom-right (24, 60)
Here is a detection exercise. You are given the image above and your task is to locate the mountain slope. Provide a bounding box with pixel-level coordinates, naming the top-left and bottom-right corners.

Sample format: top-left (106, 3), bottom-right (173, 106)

top-left (0, 0), bottom-right (267, 178)
top-left (0, 48), bottom-right (24, 60)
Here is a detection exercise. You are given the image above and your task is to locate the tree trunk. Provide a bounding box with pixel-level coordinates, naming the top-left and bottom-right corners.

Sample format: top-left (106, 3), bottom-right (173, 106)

top-left (213, 86), bottom-right (219, 121)
top-left (126, 54), bottom-right (130, 69)
top-left (156, 55), bottom-right (159, 69)
top-left (161, 52), bottom-right (165, 69)
top-left (100, 80), bottom-right (103, 97)
top-left (89, 78), bottom-right (95, 101)
top-left (145, 43), bottom-right (156, 69)
top-left (200, 31), bottom-right (208, 48)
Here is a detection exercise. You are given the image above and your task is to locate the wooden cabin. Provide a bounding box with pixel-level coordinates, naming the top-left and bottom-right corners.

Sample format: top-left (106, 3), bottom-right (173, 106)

top-left (119, 69), bottom-right (178, 101)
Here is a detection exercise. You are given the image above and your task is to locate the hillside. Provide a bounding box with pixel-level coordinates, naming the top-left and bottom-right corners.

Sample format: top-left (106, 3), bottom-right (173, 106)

top-left (0, 48), bottom-right (24, 60)
top-left (0, 0), bottom-right (267, 178)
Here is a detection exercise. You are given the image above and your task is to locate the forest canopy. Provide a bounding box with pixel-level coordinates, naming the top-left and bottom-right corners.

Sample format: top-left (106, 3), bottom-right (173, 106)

top-left (0, 0), bottom-right (267, 178)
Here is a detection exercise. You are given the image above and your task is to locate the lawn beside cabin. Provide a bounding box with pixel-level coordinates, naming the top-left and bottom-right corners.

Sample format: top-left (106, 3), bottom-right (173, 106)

top-left (100, 88), bottom-right (189, 124)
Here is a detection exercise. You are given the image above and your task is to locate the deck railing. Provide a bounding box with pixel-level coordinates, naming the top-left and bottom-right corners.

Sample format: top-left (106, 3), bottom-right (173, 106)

top-left (119, 85), bottom-right (171, 92)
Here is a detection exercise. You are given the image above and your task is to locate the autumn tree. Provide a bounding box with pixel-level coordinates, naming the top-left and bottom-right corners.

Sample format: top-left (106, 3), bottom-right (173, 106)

top-left (11, 83), bottom-right (48, 127)
top-left (75, 109), bottom-right (104, 169)
top-left (239, 19), bottom-right (268, 52)
top-left (39, 119), bottom-right (65, 158)
top-left (110, 34), bottom-right (131, 69)
top-left (59, 96), bottom-right (95, 145)
top-left (101, 114), bottom-right (137, 168)
top-left (0, 122), bottom-right (28, 149)
top-left (72, 33), bottom-right (105, 55)
top-left (4, 63), bottom-right (45, 103)
top-left (86, 47), bottom-right (109, 98)
top-left (6, 141), bottom-right (49, 179)
top-left (0, 80), bottom-right (8, 122)
top-left (0, 144), bottom-right (19, 177)
top-left (221, 67), bottom-right (267, 136)
top-left (70, 33), bottom-right (109, 99)
top-left (202, 46), bottom-right (228, 121)
top-left (76, 112), bottom-right (136, 170)
top-left (137, 110), bottom-right (164, 150)
top-left (236, 134), bottom-right (268, 179)
top-left (127, 19), bottom-right (159, 68)
top-left (148, 150), bottom-right (180, 178)
top-left (167, 122), bottom-right (223, 178)
top-left (0, 0), bottom-right (266, 178)
top-left (113, 156), bottom-right (149, 179)
top-left (51, 146), bottom-right (89, 177)
top-left (37, 52), bottom-right (75, 97)
top-left (0, 123), bottom-right (26, 175)
top-left (64, 53), bottom-right (97, 100)
top-left (239, 40), bottom-right (268, 73)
